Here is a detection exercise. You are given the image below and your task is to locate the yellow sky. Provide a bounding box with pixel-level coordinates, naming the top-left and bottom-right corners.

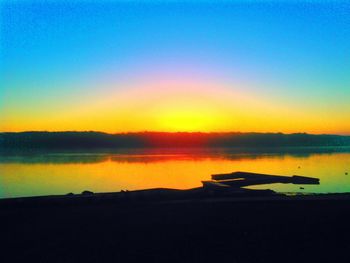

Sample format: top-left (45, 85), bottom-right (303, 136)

top-left (1, 79), bottom-right (350, 135)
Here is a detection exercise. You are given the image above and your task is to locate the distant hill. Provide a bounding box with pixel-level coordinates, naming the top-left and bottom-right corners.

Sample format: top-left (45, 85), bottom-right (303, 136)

top-left (1, 131), bottom-right (350, 149)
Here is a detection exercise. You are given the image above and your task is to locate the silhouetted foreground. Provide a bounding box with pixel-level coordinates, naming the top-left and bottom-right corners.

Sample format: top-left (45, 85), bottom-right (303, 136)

top-left (2, 184), bottom-right (350, 262)
top-left (2, 194), bottom-right (350, 263)
top-left (1, 131), bottom-right (350, 149)
top-left (204, 171), bottom-right (320, 189)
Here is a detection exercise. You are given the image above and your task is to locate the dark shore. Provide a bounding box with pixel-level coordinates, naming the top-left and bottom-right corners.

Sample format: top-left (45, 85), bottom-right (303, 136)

top-left (2, 131), bottom-right (350, 149)
top-left (2, 189), bottom-right (350, 263)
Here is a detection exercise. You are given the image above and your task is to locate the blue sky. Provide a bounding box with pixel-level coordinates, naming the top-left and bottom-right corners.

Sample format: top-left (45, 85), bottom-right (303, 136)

top-left (1, 1), bottom-right (350, 133)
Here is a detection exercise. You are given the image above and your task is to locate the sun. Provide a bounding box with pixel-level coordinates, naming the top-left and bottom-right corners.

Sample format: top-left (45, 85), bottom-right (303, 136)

top-left (152, 94), bottom-right (227, 132)
top-left (157, 108), bottom-right (213, 132)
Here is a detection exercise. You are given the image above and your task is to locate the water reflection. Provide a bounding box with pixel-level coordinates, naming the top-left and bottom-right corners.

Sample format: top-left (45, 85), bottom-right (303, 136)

top-left (1, 148), bottom-right (350, 198)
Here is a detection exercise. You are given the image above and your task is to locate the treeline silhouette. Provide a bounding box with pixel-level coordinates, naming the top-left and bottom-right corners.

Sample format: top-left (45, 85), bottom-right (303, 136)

top-left (1, 131), bottom-right (350, 149)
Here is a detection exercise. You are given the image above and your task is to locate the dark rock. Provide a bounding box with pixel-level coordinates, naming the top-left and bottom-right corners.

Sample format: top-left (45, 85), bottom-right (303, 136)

top-left (82, 190), bottom-right (94, 195)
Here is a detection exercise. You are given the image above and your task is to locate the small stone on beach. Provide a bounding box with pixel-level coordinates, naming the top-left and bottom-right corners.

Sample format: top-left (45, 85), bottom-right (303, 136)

top-left (82, 190), bottom-right (94, 195)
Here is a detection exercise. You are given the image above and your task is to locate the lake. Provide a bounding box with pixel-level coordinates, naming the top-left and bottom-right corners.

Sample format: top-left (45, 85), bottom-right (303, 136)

top-left (1, 148), bottom-right (350, 198)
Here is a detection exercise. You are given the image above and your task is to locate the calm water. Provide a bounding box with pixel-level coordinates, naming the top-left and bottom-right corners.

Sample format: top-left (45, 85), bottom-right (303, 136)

top-left (1, 148), bottom-right (350, 198)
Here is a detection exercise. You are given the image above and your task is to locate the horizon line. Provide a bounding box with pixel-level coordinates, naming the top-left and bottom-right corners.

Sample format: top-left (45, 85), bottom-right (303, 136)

top-left (1, 130), bottom-right (350, 136)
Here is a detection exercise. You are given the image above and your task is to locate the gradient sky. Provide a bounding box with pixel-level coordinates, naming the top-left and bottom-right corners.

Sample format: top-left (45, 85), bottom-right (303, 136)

top-left (1, 0), bottom-right (350, 134)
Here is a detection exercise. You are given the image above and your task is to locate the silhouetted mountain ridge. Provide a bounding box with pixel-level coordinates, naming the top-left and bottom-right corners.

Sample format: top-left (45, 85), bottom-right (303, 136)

top-left (1, 131), bottom-right (350, 149)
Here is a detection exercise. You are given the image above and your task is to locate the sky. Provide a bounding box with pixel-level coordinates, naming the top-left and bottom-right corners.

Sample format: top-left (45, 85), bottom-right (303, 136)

top-left (1, 0), bottom-right (350, 134)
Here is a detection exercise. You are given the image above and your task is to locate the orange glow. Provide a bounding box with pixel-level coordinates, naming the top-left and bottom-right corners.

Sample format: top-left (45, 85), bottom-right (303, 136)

top-left (2, 78), bottom-right (350, 134)
top-left (1, 152), bottom-right (350, 198)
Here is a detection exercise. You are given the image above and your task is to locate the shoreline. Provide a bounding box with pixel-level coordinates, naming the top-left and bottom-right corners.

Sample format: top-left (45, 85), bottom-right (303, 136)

top-left (2, 172), bottom-right (350, 262)
top-left (2, 186), bottom-right (350, 207)
top-left (2, 188), bottom-right (350, 262)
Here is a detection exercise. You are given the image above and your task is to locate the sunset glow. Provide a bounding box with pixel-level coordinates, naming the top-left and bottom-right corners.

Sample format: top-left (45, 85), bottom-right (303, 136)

top-left (2, 151), bottom-right (350, 198)
top-left (1, 1), bottom-right (350, 134)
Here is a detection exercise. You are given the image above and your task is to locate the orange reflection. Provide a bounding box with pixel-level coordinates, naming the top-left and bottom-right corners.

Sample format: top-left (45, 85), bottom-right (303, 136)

top-left (1, 152), bottom-right (350, 198)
